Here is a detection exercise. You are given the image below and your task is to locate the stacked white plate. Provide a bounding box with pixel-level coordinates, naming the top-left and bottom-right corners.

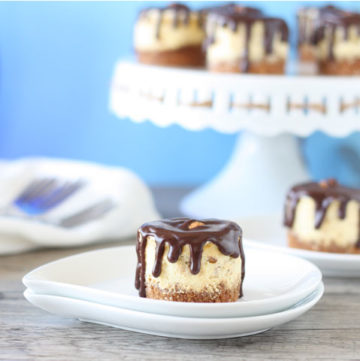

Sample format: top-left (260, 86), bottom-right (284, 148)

top-left (23, 244), bottom-right (324, 339)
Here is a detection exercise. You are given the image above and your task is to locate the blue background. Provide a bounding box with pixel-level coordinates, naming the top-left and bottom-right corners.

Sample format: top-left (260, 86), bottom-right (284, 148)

top-left (0, 1), bottom-right (360, 186)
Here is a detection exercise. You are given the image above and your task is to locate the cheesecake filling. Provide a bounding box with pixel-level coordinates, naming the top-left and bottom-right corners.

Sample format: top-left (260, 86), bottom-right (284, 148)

top-left (284, 179), bottom-right (360, 251)
top-left (207, 20), bottom-right (288, 66)
top-left (134, 5), bottom-right (205, 52)
top-left (317, 25), bottom-right (360, 62)
top-left (289, 197), bottom-right (359, 249)
top-left (144, 237), bottom-right (242, 294)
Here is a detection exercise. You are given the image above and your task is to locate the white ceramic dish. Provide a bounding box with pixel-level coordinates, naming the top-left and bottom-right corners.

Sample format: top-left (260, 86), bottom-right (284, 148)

top-left (24, 282), bottom-right (324, 339)
top-left (238, 214), bottom-right (360, 277)
top-left (23, 245), bottom-right (322, 318)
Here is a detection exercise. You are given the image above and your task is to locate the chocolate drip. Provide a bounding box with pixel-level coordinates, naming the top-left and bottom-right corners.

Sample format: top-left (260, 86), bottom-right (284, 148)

top-left (284, 179), bottom-right (360, 247)
top-left (171, 4), bottom-right (190, 28)
top-left (139, 3), bottom-right (203, 40)
top-left (243, 22), bottom-right (252, 72)
top-left (204, 4), bottom-right (288, 71)
top-left (328, 25), bottom-right (336, 60)
top-left (263, 18), bottom-right (288, 54)
top-left (135, 218), bottom-right (244, 299)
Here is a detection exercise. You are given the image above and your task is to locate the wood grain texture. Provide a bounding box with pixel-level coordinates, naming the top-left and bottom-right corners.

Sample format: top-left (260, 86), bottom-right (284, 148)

top-left (1, 187), bottom-right (359, 360)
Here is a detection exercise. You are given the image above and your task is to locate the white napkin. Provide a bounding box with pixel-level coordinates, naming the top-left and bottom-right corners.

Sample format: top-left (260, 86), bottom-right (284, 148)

top-left (0, 158), bottom-right (160, 255)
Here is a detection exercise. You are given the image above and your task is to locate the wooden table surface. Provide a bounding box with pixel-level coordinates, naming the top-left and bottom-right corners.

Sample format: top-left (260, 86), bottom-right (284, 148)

top-left (1, 188), bottom-right (359, 360)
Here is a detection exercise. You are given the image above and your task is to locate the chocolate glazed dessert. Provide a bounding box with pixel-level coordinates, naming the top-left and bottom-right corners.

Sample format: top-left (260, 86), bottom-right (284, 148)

top-left (135, 218), bottom-right (245, 302)
top-left (298, 5), bottom-right (360, 75)
top-left (297, 5), bottom-right (340, 62)
top-left (134, 3), bottom-right (206, 67)
top-left (284, 179), bottom-right (360, 254)
top-left (205, 4), bottom-right (289, 74)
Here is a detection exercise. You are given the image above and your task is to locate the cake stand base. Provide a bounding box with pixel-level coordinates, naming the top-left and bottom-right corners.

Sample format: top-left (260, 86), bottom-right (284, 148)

top-left (180, 133), bottom-right (309, 219)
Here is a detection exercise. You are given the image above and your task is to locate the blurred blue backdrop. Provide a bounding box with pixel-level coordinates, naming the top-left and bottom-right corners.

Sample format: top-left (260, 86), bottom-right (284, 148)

top-left (0, 1), bottom-right (360, 186)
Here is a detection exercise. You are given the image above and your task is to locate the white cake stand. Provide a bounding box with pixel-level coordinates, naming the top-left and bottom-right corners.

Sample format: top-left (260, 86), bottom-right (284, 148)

top-left (110, 61), bottom-right (360, 218)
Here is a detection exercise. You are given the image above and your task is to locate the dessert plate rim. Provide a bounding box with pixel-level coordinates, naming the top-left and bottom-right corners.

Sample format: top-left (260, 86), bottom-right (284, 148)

top-left (23, 282), bottom-right (324, 339)
top-left (236, 213), bottom-right (360, 277)
top-left (23, 244), bottom-right (322, 318)
top-left (245, 238), bottom-right (360, 260)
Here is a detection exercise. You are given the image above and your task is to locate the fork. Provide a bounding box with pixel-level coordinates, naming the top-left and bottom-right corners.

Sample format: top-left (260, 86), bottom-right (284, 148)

top-left (2, 177), bottom-right (86, 217)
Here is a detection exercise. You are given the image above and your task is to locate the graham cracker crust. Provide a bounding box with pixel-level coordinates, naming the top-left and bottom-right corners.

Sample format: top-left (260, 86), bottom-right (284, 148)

top-left (288, 232), bottom-right (360, 254)
top-left (208, 59), bottom-right (285, 74)
top-left (298, 44), bottom-right (316, 62)
top-left (145, 282), bottom-right (240, 303)
top-left (136, 45), bottom-right (205, 67)
top-left (318, 59), bottom-right (360, 75)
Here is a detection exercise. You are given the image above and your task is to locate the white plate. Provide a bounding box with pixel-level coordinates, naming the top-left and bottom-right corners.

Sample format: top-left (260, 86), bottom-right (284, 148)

top-left (238, 214), bottom-right (360, 277)
top-left (23, 245), bottom-right (322, 318)
top-left (24, 282), bottom-right (324, 339)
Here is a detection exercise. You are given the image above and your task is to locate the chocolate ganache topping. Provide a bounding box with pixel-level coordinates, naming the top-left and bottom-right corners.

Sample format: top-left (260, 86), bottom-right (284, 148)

top-left (309, 6), bottom-right (360, 60)
top-left (205, 4), bottom-right (288, 72)
top-left (298, 6), bottom-right (342, 45)
top-left (284, 179), bottom-right (360, 247)
top-left (135, 218), bottom-right (245, 298)
top-left (138, 3), bottom-right (203, 39)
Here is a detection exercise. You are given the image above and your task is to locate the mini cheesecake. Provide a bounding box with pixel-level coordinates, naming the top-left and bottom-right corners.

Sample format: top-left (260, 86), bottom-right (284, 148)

top-left (284, 179), bottom-right (360, 254)
top-left (135, 218), bottom-right (245, 302)
top-left (134, 3), bottom-right (205, 67)
top-left (297, 6), bottom-right (331, 63)
top-left (205, 4), bottom-right (289, 74)
top-left (298, 5), bottom-right (360, 75)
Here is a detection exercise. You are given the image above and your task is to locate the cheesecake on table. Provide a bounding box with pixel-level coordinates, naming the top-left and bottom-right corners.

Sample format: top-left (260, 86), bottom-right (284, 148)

top-left (204, 3), bottom-right (289, 74)
top-left (134, 3), bottom-right (206, 67)
top-left (284, 179), bottom-right (360, 254)
top-left (135, 217), bottom-right (245, 302)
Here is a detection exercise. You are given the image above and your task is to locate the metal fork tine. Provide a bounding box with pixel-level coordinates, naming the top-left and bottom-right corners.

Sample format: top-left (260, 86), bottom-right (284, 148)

top-left (16, 179), bottom-right (48, 202)
top-left (36, 180), bottom-right (85, 210)
top-left (16, 178), bottom-right (57, 204)
top-left (59, 199), bottom-right (115, 228)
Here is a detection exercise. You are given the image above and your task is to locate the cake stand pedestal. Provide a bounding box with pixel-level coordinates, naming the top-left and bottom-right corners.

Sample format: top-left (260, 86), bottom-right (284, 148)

top-left (181, 133), bottom-right (308, 217)
top-left (111, 61), bottom-right (360, 218)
